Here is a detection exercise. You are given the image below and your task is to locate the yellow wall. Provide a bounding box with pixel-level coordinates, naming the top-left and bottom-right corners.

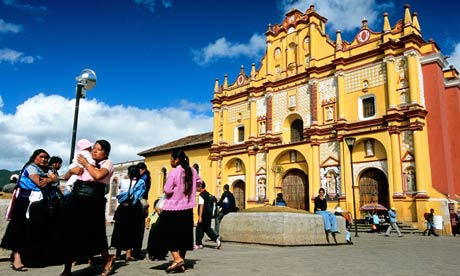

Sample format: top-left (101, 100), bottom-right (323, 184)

top-left (141, 6), bottom-right (459, 234)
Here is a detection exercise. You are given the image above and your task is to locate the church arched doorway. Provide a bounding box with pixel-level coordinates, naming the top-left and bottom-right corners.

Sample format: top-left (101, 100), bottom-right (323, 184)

top-left (281, 169), bottom-right (309, 210)
top-left (359, 168), bottom-right (389, 209)
top-left (233, 180), bottom-right (246, 210)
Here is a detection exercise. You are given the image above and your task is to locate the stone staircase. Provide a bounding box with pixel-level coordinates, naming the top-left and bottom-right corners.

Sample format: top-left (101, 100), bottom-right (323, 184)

top-left (352, 219), bottom-right (423, 234)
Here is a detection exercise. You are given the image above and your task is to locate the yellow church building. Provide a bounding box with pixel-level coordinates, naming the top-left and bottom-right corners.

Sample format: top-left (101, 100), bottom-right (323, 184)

top-left (139, 5), bottom-right (460, 234)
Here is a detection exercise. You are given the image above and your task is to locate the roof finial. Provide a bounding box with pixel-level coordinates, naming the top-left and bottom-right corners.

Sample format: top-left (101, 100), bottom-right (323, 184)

top-left (412, 12), bottom-right (421, 31)
top-left (214, 78), bottom-right (219, 93)
top-left (251, 63), bottom-right (256, 79)
top-left (383, 12), bottom-right (391, 33)
top-left (335, 30), bottom-right (343, 51)
top-left (404, 4), bottom-right (412, 25)
top-left (223, 74), bottom-right (228, 89)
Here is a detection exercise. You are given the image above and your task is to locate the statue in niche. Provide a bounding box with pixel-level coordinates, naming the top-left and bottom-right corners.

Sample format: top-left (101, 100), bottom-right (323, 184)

top-left (326, 106), bottom-right (333, 121)
top-left (257, 177), bottom-right (267, 203)
top-left (365, 140), bottom-right (374, 156)
top-left (259, 121), bottom-right (266, 135)
top-left (406, 169), bottom-right (416, 191)
top-left (398, 60), bottom-right (406, 75)
top-left (325, 170), bottom-right (337, 196)
top-left (236, 159), bottom-right (242, 172)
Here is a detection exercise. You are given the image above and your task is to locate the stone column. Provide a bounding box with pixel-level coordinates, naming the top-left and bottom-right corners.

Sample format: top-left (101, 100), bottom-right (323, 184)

top-left (221, 105), bottom-right (228, 144)
top-left (384, 56), bottom-right (398, 108)
top-left (249, 96), bottom-right (257, 138)
top-left (212, 107), bottom-right (221, 143)
top-left (335, 72), bottom-right (345, 120)
top-left (406, 50), bottom-right (421, 105)
top-left (389, 126), bottom-right (404, 197)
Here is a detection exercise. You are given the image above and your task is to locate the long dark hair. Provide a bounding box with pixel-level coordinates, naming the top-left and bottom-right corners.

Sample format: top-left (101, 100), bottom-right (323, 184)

top-left (127, 164), bottom-right (140, 189)
top-left (96, 139), bottom-right (111, 155)
top-left (94, 140), bottom-right (111, 165)
top-left (137, 162), bottom-right (151, 181)
top-left (18, 149), bottom-right (50, 182)
top-left (171, 149), bottom-right (193, 197)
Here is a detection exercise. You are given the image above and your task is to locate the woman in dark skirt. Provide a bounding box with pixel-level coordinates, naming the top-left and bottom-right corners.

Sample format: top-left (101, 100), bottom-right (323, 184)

top-left (60, 140), bottom-right (114, 276)
top-left (111, 165), bottom-right (146, 261)
top-left (1, 149), bottom-right (58, 271)
top-left (156, 149), bottom-right (200, 273)
top-left (147, 197), bottom-right (168, 260)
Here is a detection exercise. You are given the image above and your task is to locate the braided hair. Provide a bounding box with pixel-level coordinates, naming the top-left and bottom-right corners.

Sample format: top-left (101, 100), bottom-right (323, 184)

top-left (171, 149), bottom-right (193, 197)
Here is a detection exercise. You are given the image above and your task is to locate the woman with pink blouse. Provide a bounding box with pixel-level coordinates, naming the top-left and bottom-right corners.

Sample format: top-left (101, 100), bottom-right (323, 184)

top-left (157, 149), bottom-right (201, 273)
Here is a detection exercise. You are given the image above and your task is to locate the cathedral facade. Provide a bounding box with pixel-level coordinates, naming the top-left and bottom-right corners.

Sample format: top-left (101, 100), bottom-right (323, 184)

top-left (140, 5), bottom-right (460, 233)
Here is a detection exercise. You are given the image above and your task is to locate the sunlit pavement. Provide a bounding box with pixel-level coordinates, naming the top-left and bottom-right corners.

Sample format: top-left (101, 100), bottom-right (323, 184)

top-left (1, 226), bottom-right (459, 276)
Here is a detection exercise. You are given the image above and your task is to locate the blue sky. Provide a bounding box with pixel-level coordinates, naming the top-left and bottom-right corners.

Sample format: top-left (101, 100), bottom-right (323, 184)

top-left (0, 0), bottom-right (459, 171)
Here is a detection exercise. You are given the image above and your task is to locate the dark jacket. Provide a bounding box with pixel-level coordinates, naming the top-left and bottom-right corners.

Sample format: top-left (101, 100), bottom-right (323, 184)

top-left (217, 190), bottom-right (236, 214)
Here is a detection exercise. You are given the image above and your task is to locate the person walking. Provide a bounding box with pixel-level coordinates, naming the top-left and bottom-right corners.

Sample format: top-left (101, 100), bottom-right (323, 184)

top-left (215, 184), bottom-right (236, 235)
top-left (59, 139), bottom-right (115, 276)
top-left (385, 207), bottom-right (403, 237)
top-left (424, 208), bottom-right (439, 236)
top-left (194, 182), bottom-right (221, 250)
top-left (111, 165), bottom-right (146, 262)
top-left (155, 149), bottom-right (201, 273)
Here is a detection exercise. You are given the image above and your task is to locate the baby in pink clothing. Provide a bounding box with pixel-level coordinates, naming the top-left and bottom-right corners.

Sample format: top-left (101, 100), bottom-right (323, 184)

top-left (65, 139), bottom-right (95, 193)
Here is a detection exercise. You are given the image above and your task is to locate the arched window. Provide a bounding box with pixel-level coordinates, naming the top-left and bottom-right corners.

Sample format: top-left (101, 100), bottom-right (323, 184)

top-left (291, 119), bottom-right (303, 142)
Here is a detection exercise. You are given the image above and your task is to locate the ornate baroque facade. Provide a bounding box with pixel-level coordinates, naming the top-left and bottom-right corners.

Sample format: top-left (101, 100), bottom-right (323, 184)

top-left (141, 5), bottom-right (460, 233)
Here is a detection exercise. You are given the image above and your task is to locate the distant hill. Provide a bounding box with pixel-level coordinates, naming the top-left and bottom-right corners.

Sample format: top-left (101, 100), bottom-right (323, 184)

top-left (0, 169), bottom-right (20, 190)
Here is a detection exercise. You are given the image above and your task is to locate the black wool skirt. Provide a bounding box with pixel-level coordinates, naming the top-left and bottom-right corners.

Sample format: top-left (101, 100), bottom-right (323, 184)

top-left (157, 209), bottom-right (194, 252)
top-left (1, 195), bottom-right (30, 252)
top-left (111, 201), bottom-right (144, 250)
top-left (63, 193), bottom-right (109, 260)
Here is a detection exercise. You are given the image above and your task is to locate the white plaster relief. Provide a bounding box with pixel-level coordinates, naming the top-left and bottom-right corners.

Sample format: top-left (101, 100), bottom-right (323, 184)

top-left (228, 102), bottom-right (250, 123)
top-left (345, 62), bottom-right (387, 93)
top-left (353, 161), bottom-right (388, 185)
top-left (318, 77), bottom-right (337, 102)
top-left (228, 175), bottom-right (246, 185)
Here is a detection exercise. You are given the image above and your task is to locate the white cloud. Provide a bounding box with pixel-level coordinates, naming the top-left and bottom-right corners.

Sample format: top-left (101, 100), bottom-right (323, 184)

top-left (447, 43), bottom-right (460, 71)
top-left (179, 99), bottom-right (211, 113)
top-left (134, 0), bottom-right (172, 13)
top-left (3, 0), bottom-right (47, 15)
top-left (192, 34), bottom-right (266, 65)
top-left (279, 0), bottom-right (393, 35)
top-left (0, 48), bottom-right (38, 64)
top-left (0, 93), bottom-right (213, 171)
top-left (0, 19), bottom-right (23, 34)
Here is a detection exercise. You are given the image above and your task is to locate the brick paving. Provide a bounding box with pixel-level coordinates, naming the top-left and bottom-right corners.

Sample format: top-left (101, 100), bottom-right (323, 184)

top-left (1, 227), bottom-right (459, 276)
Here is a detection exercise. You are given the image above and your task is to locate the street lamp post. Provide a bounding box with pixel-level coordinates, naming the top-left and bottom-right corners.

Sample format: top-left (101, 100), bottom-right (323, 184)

top-left (69, 69), bottom-right (97, 163)
top-left (345, 137), bottom-right (358, 237)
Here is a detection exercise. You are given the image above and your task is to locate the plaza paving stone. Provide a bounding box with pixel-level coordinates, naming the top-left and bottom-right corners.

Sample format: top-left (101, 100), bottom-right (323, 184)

top-left (1, 226), bottom-right (459, 276)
